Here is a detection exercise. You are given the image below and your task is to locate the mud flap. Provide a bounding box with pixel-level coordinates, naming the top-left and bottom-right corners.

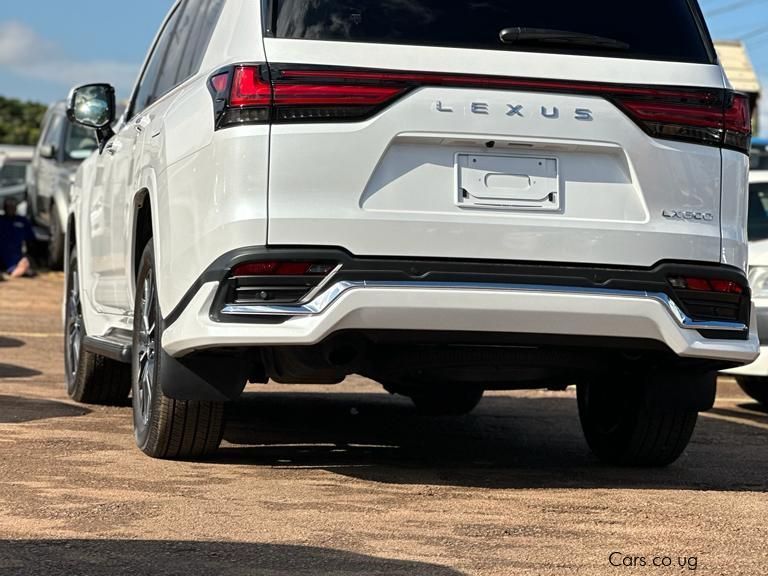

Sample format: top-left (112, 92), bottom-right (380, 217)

top-left (642, 370), bottom-right (717, 413)
top-left (158, 349), bottom-right (250, 402)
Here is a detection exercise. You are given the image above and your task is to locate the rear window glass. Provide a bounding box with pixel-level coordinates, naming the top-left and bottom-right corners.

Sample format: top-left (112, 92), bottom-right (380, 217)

top-left (271, 0), bottom-right (712, 63)
top-left (748, 182), bottom-right (768, 242)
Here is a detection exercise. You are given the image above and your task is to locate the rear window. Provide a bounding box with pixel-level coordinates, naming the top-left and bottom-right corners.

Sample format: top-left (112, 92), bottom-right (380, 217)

top-left (271, 0), bottom-right (713, 63)
top-left (748, 182), bottom-right (768, 242)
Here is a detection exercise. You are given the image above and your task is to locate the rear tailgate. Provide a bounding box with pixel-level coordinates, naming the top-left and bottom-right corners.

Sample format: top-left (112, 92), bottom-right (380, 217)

top-left (262, 0), bottom-right (728, 267)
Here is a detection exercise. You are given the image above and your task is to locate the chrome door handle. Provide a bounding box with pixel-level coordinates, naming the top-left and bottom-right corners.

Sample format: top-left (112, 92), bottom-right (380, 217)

top-left (105, 140), bottom-right (123, 156)
top-left (134, 116), bottom-right (152, 133)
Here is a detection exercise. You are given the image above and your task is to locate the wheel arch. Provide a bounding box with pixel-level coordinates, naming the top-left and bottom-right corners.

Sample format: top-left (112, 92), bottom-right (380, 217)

top-left (132, 189), bottom-right (153, 283)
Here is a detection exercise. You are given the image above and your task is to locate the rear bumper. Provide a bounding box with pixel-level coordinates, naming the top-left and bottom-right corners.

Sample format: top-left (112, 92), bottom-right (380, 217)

top-left (162, 277), bottom-right (759, 365)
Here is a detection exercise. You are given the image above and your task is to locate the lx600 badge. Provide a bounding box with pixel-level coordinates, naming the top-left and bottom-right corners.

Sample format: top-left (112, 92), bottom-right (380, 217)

top-left (662, 209), bottom-right (714, 222)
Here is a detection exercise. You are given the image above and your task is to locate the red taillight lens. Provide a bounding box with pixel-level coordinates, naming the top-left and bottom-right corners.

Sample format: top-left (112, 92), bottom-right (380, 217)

top-left (670, 276), bottom-right (744, 294)
top-left (723, 93), bottom-right (752, 152)
top-left (210, 72), bottom-right (229, 96)
top-left (230, 66), bottom-right (272, 107)
top-left (272, 83), bottom-right (403, 106)
top-left (709, 279), bottom-right (744, 294)
top-left (232, 261), bottom-right (334, 277)
top-left (210, 64), bottom-right (753, 152)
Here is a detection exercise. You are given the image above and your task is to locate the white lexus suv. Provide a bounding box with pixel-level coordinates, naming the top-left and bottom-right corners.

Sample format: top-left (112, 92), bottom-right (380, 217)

top-left (64, 0), bottom-right (758, 464)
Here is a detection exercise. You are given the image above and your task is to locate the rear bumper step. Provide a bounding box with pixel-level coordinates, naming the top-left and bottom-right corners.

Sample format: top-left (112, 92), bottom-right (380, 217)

top-left (160, 248), bottom-right (758, 365)
top-left (219, 279), bottom-right (747, 334)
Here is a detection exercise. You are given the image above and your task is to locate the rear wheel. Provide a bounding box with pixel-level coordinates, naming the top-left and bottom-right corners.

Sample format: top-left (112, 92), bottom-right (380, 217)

top-left (736, 376), bottom-right (768, 406)
top-left (404, 384), bottom-right (484, 416)
top-left (65, 248), bottom-right (131, 405)
top-left (577, 374), bottom-right (700, 467)
top-left (132, 243), bottom-right (225, 460)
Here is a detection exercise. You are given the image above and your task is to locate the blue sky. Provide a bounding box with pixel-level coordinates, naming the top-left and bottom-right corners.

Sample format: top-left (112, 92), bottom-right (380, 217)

top-left (0, 1), bottom-right (174, 105)
top-left (0, 0), bottom-right (766, 134)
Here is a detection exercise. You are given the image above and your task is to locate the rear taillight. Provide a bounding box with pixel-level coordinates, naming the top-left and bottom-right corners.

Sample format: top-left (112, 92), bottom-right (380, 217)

top-left (209, 64), bottom-right (408, 128)
top-left (722, 92), bottom-right (752, 152)
top-left (209, 64), bottom-right (752, 153)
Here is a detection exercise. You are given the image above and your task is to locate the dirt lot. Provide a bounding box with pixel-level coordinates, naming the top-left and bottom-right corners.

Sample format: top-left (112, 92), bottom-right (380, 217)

top-left (1, 274), bottom-right (767, 575)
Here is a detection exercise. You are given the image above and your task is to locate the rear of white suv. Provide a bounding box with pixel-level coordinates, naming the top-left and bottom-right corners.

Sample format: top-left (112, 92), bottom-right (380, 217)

top-left (64, 0), bottom-right (757, 464)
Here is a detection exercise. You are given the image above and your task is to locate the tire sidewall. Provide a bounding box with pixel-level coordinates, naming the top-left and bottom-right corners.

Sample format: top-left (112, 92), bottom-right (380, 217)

top-left (64, 248), bottom-right (82, 396)
top-left (132, 243), bottom-right (162, 451)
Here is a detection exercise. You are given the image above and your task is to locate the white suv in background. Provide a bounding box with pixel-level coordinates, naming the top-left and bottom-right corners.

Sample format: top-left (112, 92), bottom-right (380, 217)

top-left (726, 169), bottom-right (768, 406)
top-left (64, 0), bottom-right (757, 464)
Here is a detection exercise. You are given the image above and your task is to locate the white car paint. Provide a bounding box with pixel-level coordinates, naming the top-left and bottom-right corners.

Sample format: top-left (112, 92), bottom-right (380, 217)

top-left (724, 170), bottom-right (768, 376)
top-left (68, 0), bottom-right (757, 370)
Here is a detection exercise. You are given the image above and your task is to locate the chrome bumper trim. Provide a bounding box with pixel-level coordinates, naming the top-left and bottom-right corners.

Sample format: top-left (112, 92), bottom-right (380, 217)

top-left (219, 281), bottom-right (748, 333)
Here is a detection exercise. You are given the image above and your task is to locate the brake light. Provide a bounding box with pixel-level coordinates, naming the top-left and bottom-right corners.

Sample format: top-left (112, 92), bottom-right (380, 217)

top-left (230, 67), bottom-right (271, 107)
top-left (209, 64), bottom-right (752, 152)
top-left (722, 93), bottom-right (752, 152)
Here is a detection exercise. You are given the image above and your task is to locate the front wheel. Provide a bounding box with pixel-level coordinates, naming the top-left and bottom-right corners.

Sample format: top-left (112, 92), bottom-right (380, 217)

top-left (132, 243), bottom-right (225, 460)
top-left (65, 247), bottom-right (131, 405)
top-left (577, 373), bottom-right (702, 467)
top-left (735, 376), bottom-right (768, 406)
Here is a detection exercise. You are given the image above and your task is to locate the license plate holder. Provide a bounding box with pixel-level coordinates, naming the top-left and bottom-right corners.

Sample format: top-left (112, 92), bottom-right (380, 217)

top-left (456, 153), bottom-right (560, 211)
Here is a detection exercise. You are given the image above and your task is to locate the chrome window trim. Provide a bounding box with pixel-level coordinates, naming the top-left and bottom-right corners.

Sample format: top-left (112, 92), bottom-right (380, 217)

top-left (218, 280), bottom-right (748, 333)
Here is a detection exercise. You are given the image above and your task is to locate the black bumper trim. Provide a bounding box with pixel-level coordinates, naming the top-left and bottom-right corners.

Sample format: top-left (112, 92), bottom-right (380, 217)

top-left (163, 246), bottom-right (751, 340)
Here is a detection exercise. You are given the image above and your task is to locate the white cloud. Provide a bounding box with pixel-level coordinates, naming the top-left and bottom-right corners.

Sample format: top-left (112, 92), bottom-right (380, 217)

top-left (0, 21), bottom-right (138, 98)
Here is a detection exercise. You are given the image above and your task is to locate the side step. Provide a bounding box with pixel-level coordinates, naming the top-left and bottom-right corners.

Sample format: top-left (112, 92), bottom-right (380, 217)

top-left (83, 330), bottom-right (133, 364)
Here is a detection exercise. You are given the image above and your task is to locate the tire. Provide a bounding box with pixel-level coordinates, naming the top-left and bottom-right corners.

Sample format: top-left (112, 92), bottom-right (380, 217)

top-left (48, 207), bottom-right (65, 271)
top-left (65, 248), bottom-right (131, 405)
top-left (736, 376), bottom-right (768, 406)
top-left (406, 385), bottom-right (484, 416)
top-left (577, 374), bottom-right (699, 467)
top-left (132, 242), bottom-right (225, 460)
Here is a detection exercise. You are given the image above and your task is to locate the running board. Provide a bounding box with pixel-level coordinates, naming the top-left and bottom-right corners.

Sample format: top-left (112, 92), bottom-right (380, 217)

top-left (83, 331), bottom-right (133, 364)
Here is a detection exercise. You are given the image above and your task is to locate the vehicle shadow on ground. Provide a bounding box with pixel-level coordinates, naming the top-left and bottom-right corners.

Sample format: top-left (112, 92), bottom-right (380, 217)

top-left (0, 337), bottom-right (24, 349)
top-left (217, 392), bottom-right (768, 493)
top-left (0, 395), bottom-right (90, 423)
top-left (0, 539), bottom-right (465, 576)
top-left (709, 404), bottom-right (768, 423)
top-left (0, 364), bottom-right (42, 379)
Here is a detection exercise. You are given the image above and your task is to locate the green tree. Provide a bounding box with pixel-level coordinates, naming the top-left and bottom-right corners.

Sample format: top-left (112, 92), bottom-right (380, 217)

top-left (0, 96), bottom-right (48, 146)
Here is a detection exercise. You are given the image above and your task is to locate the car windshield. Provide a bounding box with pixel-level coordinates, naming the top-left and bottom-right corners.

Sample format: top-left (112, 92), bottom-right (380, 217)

top-left (0, 162), bottom-right (28, 188)
top-left (65, 123), bottom-right (98, 161)
top-left (748, 181), bottom-right (768, 241)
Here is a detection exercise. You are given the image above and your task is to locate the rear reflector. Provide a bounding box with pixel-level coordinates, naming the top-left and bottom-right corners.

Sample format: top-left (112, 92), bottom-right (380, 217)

top-left (210, 64), bottom-right (752, 153)
top-left (669, 276), bottom-right (744, 294)
top-left (232, 261), bottom-right (334, 277)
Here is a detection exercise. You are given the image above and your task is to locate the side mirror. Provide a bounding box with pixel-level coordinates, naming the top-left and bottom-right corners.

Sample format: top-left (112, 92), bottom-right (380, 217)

top-left (39, 144), bottom-right (56, 159)
top-left (67, 83), bottom-right (116, 152)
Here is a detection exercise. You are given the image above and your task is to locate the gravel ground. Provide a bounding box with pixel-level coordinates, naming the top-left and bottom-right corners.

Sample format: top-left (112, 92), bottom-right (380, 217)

top-left (0, 273), bottom-right (767, 575)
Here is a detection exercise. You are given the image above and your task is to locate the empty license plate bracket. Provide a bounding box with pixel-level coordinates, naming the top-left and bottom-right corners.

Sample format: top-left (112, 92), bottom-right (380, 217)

top-left (456, 154), bottom-right (560, 211)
